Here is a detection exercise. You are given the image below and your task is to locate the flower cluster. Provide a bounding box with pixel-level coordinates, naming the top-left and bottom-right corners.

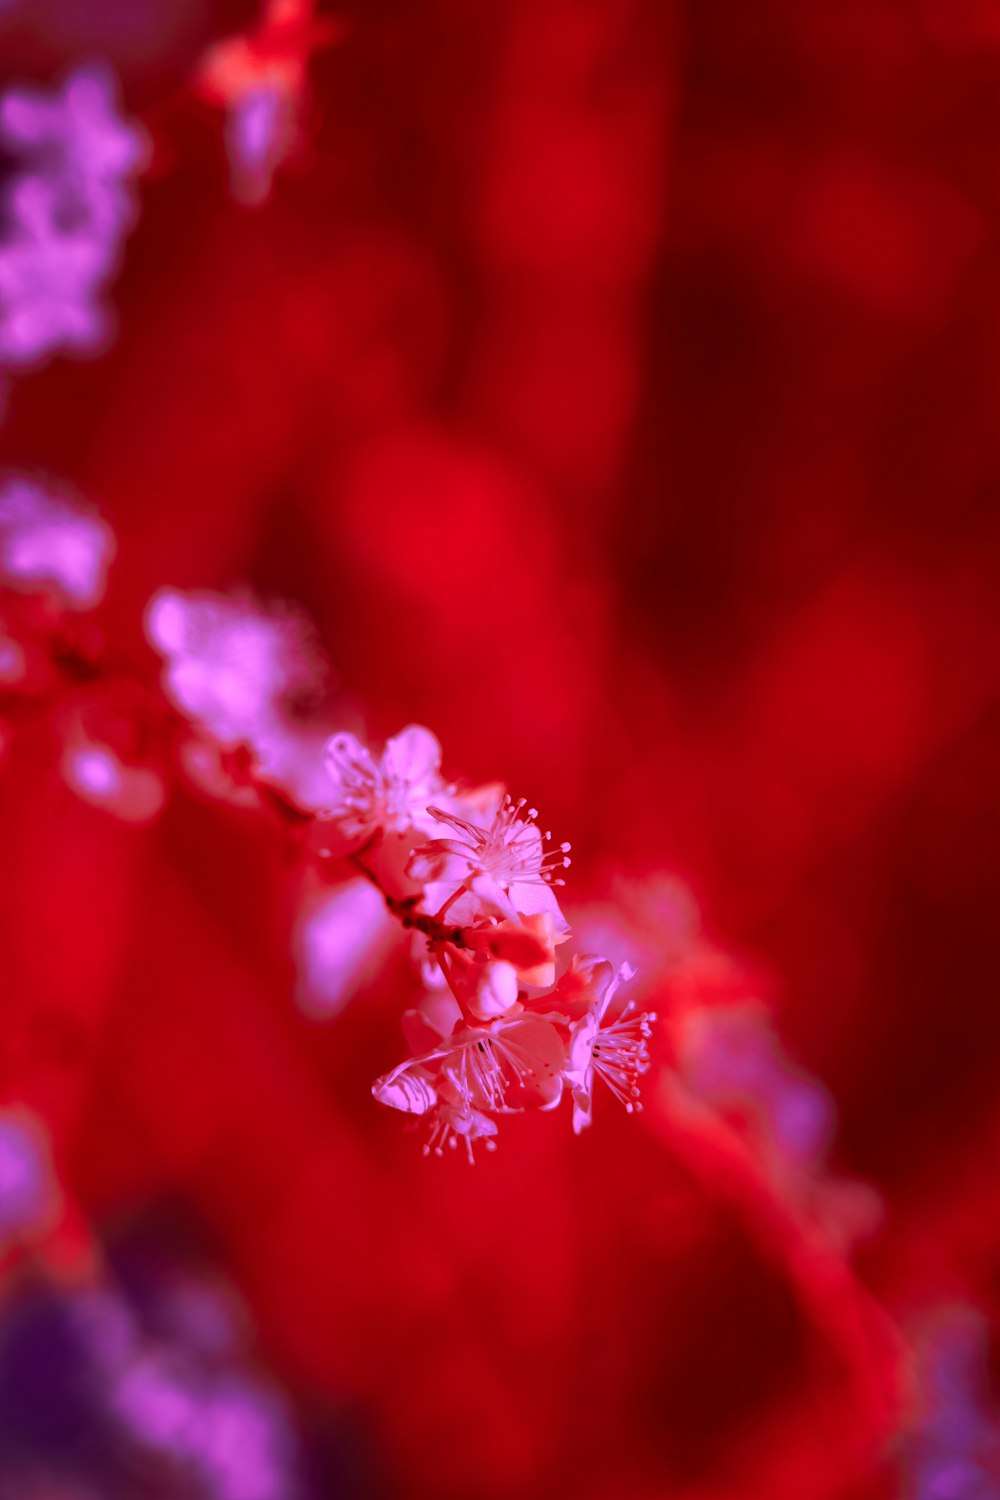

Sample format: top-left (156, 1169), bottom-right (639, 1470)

top-left (0, 63), bottom-right (145, 374)
top-left (196, 0), bottom-right (340, 206)
top-left (318, 731), bottom-right (656, 1157)
top-left (0, 472), bottom-right (115, 611)
top-left (0, 1108), bottom-right (59, 1251)
top-left (0, 498), bottom-right (656, 1160)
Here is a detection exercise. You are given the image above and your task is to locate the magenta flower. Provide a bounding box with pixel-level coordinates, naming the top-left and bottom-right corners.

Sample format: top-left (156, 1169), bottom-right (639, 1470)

top-left (0, 1109), bottom-right (58, 1247)
top-left (61, 737), bottom-right (165, 824)
top-left (225, 85), bottom-right (296, 207)
top-left (0, 63), bottom-right (146, 371)
top-left (0, 474), bottom-right (114, 608)
top-left (146, 588), bottom-right (321, 751)
top-left (679, 1004), bottom-right (835, 1170)
top-left (0, 180), bottom-right (114, 366)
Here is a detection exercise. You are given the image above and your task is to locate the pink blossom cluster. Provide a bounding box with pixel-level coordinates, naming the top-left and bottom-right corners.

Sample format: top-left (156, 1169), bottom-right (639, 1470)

top-left (0, 490), bottom-right (655, 1159)
top-left (318, 727), bottom-right (656, 1156)
top-left (0, 63), bottom-right (146, 374)
top-left (0, 472), bottom-right (115, 610)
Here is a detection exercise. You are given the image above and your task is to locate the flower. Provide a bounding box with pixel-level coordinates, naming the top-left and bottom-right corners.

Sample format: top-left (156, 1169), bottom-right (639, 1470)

top-left (0, 474), bottom-right (115, 608)
top-left (197, 0), bottom-right (342, 206)
top-left (678, 1004), bottom-right (835, 1170)
top-left (224, 85), bottom-right (296, 207)
top-left (0, 63), bottom-right (146, 227)
top-left (561, 959), bottom-right (655, 1133)
top-left (294, 876), bottom-right (397, 1018)
top-left (146, 589), bottom-right (321, 751)
top-left (321, 724), bottom-right (444, 845)
top-left (407, 794), bottom-right (571, 930)
top-left (61, 737), bottom-right (165, 824)
top-left (0, 1109), bottom-right (59, 1248)
top-left (0, 180), bottom-right (114, 367)
top-left (0, 64), bottom-right (146, 370)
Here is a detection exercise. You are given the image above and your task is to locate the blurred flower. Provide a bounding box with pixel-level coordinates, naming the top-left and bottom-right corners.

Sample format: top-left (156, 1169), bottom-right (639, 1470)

top-left (294, 875), bottom-right (397, 1017)
top-left (224, 84), bottom-right (295, 208)
top-left (0, 63), bottom-right (145, 370)
top-left (678, 1003), bottom-right (835, 1172)
top-left (902, 1308), bottom-right (1000, 1500)
top-left (197, 0), bottom-right (341, 207)
top-left (0, 474), bottom-right (114, 609)
top-left (146, 588), bottom-right (322, 752)
top-left (0, 1109), bottom-right (58, 1249)
top-left (0, 1260), bottom-right (308, 1499)
top-left (61, 736), bottom-right (165, 824)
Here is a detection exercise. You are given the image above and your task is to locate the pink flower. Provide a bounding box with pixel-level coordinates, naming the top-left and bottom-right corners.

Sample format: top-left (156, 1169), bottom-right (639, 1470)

top-left (61, 737), bottom-right (165, 824)
top-left (373, 1010), bottom-right (567, 1123)
top-left (561, 959), bottom-right (655, 1134)
top-left (146, 588), bottom-right (321, 750)
top-left (407, 795), bottom-right (571, 930)
top-left (678, 1004), bottom-right (835, 1171)
top-left (0, 1108), bottom-right (59, 1246)
top-left (0, 474), bottom-right (114, 608)
top-left (322, 723), bottom-right (443, 845)
top-left (294, 876), bottom-right (397, 1018)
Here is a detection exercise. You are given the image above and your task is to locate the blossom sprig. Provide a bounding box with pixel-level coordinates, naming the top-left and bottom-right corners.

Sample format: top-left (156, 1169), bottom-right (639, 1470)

top-left (0, 490), bottom-right (656, 1158)
top-left (312, 729), bottom-right (656, 1156)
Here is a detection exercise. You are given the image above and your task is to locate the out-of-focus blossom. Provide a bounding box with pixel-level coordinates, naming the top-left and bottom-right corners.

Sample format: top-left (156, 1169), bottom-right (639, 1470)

top-left (0, 474), bottom-right (114, 609)
top-left (0, 63), bottom-right (145, 220)
top-left (0, 632), bottom-right (25, 684)
top-left (0, 1261), bottom-right (308, 1500)
top-left (0, 1109), bottom-right (59, 1248)
top-left (678, 1002), bottom-right (835, 1172)
top-left (224, 84), bottom-right (296, 208)
top-left (901, 1308), bottom-right (1000, 1499)
top-left (0, 181), bottom-right (114, 364)
top-left (294, 875), bottom-right (398, 1017)
top-left (146, 587), bottom-right (322, 751)
top-left (61, 736), bottom-right (165, 824)
top-left (575, 872), bottom-right (700, 994)
top-left (197, 0), bottom-right (341, 207)
top-left (0, 63), bottom-right (146, 371)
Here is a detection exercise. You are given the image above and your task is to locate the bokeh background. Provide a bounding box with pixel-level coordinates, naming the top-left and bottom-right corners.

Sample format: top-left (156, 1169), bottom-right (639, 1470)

top-left (0, 2), bottom-right (997, 1497)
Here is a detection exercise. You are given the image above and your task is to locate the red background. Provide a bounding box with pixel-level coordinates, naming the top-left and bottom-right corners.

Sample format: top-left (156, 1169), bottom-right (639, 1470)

top-left (1, 2), bottom-right (997, 1496)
